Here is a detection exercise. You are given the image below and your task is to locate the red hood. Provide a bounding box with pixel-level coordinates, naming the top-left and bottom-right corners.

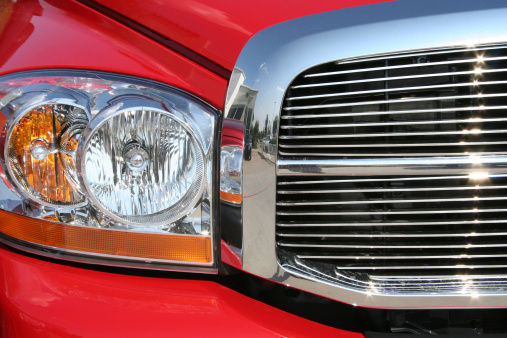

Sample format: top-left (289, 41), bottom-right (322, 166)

top-left (89, 0), bottom-right (391, 73)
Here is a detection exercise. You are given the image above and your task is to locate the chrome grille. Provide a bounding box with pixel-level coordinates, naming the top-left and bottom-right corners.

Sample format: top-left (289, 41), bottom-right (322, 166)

top-left (276, 45), bottom-right (507, 294)
top-left (277, 174), bottom-right (507, 268)
top-left (279, 45), bottom-right (507, 158)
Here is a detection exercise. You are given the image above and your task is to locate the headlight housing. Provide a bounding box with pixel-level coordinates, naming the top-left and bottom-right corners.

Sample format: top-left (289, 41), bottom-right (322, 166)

top-left (0, 71), bottom-right (217, 271)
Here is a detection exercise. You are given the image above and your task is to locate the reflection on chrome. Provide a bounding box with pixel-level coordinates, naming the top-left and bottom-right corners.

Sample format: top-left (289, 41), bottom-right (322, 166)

top-left (228, 0), bottom-right (507, 307)
top-left (469, 172), bottom-right (490, 180)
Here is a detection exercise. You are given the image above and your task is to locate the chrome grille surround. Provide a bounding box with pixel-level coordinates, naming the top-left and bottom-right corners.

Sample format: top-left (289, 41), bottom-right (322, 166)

top-left (277, 45), bottom-right (507, 294)
top-left (225, 0), bottom-right (507, 308)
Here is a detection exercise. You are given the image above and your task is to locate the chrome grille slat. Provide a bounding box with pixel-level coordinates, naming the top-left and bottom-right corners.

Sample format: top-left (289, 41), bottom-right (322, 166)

top-left (278, 231), bottom-right (507, 238)
top-left (367, 274), bottom-right (507, 280)
top-left (277, 219), bottom-right (507, 227)
top-left (304, 55), bottom-right (507, 78)
top-left (298, 254), bottom-right (507, 259)
top-left (281, 117), bottom-right (507, 129)
top-left (279, 141), bottom-right (507, 149)
top-left (277, 196), bottom-right (507, 206)
top-left (278, 174), bottom-right (507, 185)
top-left (335, 265), bottom-right (507, 270)
top-left (284, 93), bottom-right (507, 111)
top-left (292, 69), bottom-right (507, 89)
top-left (279, 129), bottom-right (507, 139)
top-left (287, 81), bottom-right (507, 101)
top-left (339, 45), bottom-right (507, 64)
top-left (278, 243), bottom-right (507, 249)
top-left (278, 160), bottom-right (507, 176)
top-left (331, 272), bottom-right (507, 287)
top-left (277, 44), bottom-right (507, 295)
top-left (277, 208), bottom-right (507, 215)
top-left (282, 105), bottom-right (507, 119)
top-left (279, 151), bottom-right (507, 157)
top-left (278, 185), bottom-right (507, 194)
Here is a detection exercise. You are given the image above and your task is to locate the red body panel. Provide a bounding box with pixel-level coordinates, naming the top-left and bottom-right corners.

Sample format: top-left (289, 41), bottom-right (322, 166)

top-left (92, 0), bottom-right (393, 71)
top-left (221, 118), bottom-right (245, 147)
top-left (0, 244), bottom-right (361, 337)
top-left (0, 0), bottom-right (391, 336)
top-left (0, 0), bottom-right (227, 109)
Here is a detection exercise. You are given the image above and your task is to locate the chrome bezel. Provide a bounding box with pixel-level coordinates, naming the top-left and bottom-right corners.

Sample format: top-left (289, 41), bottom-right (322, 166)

top-left (226, 0), bottom-right (507, 308)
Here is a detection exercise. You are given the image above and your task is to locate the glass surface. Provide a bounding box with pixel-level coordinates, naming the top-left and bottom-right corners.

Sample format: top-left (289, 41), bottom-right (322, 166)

top-left (0, 71), bottom-right (217, 267)
top-left (220, 145), bottom-right (242, 195)
top-left (7, 103), bottom-right (87, 206)
top-left (83, 108), bottom-right (204, 224)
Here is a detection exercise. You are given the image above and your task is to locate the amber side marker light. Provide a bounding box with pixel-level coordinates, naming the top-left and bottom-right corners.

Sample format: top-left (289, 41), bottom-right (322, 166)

top-left (220, 191), bottom-right (243, 204)
top-left (0, 210), bottom-right (212, 263)
top-left (220, 119), bottom-right (244, 205)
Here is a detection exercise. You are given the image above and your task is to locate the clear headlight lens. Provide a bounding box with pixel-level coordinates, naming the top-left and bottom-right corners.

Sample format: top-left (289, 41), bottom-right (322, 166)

top-left (220, 145), bottom-right (243, 204)
top-left (219, 118), bottom-right (244, 205)
top-left (81, 105), bottom-right (204, 225)
top-left (0, 71), bottom-right (217, 270)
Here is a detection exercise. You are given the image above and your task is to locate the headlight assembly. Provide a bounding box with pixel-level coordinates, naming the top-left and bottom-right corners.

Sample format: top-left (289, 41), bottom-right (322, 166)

top-left (0, 71), bottom-right (217, 271)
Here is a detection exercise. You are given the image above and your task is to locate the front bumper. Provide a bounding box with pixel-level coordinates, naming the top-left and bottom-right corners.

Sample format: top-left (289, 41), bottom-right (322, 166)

top-left (0, 244), bottom-right (360, 337)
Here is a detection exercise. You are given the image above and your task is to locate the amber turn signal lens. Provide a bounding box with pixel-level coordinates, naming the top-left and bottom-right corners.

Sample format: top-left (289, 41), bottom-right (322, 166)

top-left (7, 104), bottom-right (86, 206)
top-left (0, 210), bottom-right (212, 263)
top-left (220, 191), bottom-right (243, 204)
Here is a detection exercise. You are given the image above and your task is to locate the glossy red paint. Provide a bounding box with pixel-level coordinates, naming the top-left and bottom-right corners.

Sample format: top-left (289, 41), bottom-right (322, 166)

top-left (220, 239), bottom-right (242, 270)
top-left (91, 0), bottom-right (394, 71)
top-left (0, 0), bottom-right (227, 109)
top-left (0, 0), bottom-right (385, 336)
top-left (221, 118), bottom-right (245, 147)
top-left (0, 244), bottom-right (362, 337)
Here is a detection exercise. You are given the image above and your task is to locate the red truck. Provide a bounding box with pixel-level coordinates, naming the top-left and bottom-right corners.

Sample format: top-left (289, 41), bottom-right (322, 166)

top-left (2, 0), bottom-right (507, 336)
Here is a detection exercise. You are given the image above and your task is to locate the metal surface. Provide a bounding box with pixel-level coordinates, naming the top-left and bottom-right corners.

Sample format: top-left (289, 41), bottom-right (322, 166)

top-left (226, 0), bottom-right (507, 308)
top-left (304, 55), bottom-right (507, 77)
top-left (278, 157), bottom-right (507, 176)
top-left (285, 93), bottom-right (507, 110)
top-left (276, 26), bottom-right (507, 299)
top-left (292, 69), bottom-right (507, 90)
top-left (280, 117), bottom-right (507, 129)
top-left (279, 129), bottom-right (507, 139)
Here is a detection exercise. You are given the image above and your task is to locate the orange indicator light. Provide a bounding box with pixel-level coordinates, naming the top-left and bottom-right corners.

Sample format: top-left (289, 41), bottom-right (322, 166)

top-left (0, 210), bottom-right (212, 263)
top-left (220, 191), bottom-right (243, 204)
top-left (8, 104), bottom-right (84, 205)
